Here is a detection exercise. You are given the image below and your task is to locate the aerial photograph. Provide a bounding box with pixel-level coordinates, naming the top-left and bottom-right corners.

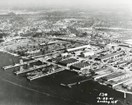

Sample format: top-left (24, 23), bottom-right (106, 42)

top-left (0, 0), bottom-right (132, 105)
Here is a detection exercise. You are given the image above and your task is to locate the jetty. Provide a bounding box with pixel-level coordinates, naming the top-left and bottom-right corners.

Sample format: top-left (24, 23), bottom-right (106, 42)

top-left (27, 68), bottom-right (66, 81)
top-left (15, 64), bottom-right (49, 75)
top-left (3, 59), bottom-right (39, 70)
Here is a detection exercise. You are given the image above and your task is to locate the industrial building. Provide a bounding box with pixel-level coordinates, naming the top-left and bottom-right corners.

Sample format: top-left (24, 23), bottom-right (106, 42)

top-left (106, 76), bottom-right (132, 88)
top-left (70, 61), bottom-right (90, 72)
top-left (117, 61), bottom-right (127, 67)
top-left (58, 58), bottom-right (79, 67)
top-left (66, 45), bottom-right (90, 52)
top-left (94, 67), bottom-right (113, 75)
top-left (94, 71), bottom-right (113, 81)
top-left (101, 72), bottom-right (125, 81)
top-left (95, 51), bottom-right (125, 63)
top-left (122, 80), bottom-right (132, 88)
top-left (80, 51), bottom-right (94, 57)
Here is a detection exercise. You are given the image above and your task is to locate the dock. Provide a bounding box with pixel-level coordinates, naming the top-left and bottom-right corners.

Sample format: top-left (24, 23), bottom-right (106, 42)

top-left (27, 68), bottom-right (66, 81)
top-left (3, 59), bottom-right (39, 70)
top-left (15, 64), bottom-right (49, 75)
top-left (37, 58), bottom-right (68, 69)
top-left (60, 76), bottom-right (92, 88)
top-left (68, 77), bottom-right (92, 88)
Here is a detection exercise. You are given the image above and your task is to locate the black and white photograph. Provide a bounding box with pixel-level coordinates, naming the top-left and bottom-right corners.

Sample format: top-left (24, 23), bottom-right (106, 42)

top-left (0, 0), bottom-right (132, 105)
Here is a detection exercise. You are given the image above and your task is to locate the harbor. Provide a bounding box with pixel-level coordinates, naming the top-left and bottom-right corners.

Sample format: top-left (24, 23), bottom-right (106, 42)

top-left (0, 50), bottom-right (127, 105)
top-left (0, 3), bottom-right (132, 105)
top-left (2, 39), bottom-right (132, 105)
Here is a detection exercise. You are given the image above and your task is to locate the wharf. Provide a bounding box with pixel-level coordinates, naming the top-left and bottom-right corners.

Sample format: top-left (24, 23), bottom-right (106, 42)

top-left (37, 58), bottom-right (68, 69)
top-left (3, 59), bottom-right (38, 70)
top-left (15, 64), bottom-right (48, 75)
top-left (27, 68), bottom-right (66, 81)
top-left (60, 76), bottom-right (92, 88)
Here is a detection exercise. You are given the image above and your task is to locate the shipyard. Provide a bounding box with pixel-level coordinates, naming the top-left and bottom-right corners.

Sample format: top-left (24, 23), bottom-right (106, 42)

top-left (3, 38), bottom-right (132, 90)
top-left (0, 1), bottom-right (132, 105)
top-left (1, 33), bottom-right (132, 104)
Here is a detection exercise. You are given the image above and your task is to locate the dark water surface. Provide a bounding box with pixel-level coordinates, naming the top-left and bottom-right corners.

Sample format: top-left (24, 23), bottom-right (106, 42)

top-left (0, 51), bottom-right (129, 105)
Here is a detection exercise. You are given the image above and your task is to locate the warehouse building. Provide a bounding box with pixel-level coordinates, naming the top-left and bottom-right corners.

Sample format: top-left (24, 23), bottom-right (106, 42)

top-left (80, 51), bottom-right (94, 57)
top-left (58, 58), bottom-right (79, 67)
top-left (101, 72), bottom-right (125, 81)
top-left (70, 61), bottom-right (90, 72)
top-left (106, 76), bottom-right (132, 88)
top-left (66, 45), bottom-right (91, 52)
top-left (95, 51), bottom-right (125, 63)
top-left (122, 80), bottom-right (132, 88)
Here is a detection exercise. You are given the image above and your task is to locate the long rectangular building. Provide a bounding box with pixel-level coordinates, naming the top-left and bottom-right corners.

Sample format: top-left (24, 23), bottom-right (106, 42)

top-left (66, 45), bottom-right (90, 52)
top-left (101, 72), bottom-right (125, 81)
top-left (96, 51), bottom-right (124, 63)
top-left (70, 61), bottom-right (90, 71)
top-left (58, 58), bottom-right (79, 67)
top-left (107, 76), bottom-right (132, 88)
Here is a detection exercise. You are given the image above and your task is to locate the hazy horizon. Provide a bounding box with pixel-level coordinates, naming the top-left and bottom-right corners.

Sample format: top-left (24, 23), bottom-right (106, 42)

top-left (0, 0), bottom-right (131, 11)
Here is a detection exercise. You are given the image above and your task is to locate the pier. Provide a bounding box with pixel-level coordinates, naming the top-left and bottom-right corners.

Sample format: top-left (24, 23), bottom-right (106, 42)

top-left (15, 64), bottom-right (49, 75)
top-left (27, 68), bottom-right (66, 81)
top-left (3, 59), bottom-right (39, 70)
top-left (60, 76), bottom-right (92, 88)
top-left (3, 56), bottom-right (68, 81)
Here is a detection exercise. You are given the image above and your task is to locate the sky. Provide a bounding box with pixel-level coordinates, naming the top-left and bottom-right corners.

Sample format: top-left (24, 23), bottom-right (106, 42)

top-left (0, 0), bottom-right (132, 10)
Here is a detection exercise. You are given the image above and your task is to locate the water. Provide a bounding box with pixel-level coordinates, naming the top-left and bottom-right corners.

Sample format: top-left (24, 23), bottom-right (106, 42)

top-left (0, 51), bottom-right (129, 105)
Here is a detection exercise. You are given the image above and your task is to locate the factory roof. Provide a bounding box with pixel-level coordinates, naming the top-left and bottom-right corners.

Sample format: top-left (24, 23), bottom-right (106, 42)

top-left (81, 51), bottom-right (94, 57)
top-left (98, 51), bottom-right (124, 60)
top-left (66, 45), bottom-right (90, 52)
top-left (107, 76), bottom-right (132, 87)
top-left (70, 61), bottom-right (90, 70)
top-left (101, 72), bottom-right (125, 81)
top-left (95, 67), bottom-right (113, 73)
top-left (58, 58), bottom-right (78, 66)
